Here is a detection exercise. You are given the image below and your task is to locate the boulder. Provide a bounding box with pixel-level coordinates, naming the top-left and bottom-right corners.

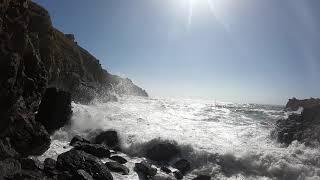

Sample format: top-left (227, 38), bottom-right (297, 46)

top-left (109, 155), bottom-right (127, 164)
top-left (134, 161), bottom-right (157, 178)
top-left (70, 135), bottom-right (90, 146)
top-left (173, 171), bottom-right (183, 179)
top-left (0, 158), bottom-right (21, 179)
top-left (105, 161), bottom-right (130, 175)
top-left (173, 159), bottom-right (191, 174)
top-left (56, 149), bottom-right (113, 180)
top-left (160, 166), bottom-right (172, 174)
top-left (74, 143), bottom-right (111, 158)
top-left (193, 175), bottom-right (212, 180)
top-left (74, 169), bottom-right (94, 180)
top-left (36, 87), bottom-right (72, 134)
top-left (146, 142), bottom-right (180, 163)
top-left (153, 174), bottom-right (174, 180)
top-left (93, 130), bottom-right (120, 150)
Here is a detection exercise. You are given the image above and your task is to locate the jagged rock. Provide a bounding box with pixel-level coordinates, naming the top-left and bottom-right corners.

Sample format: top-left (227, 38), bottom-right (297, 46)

top-left (173, 159), bottom-right (191, 174)
top-left (93, 130), bottom-right (120, 150)
top-left (161, 166), bottom-right (172, 174)
top-left (273, 105), bottom-right (320, 146)
top-left (70, 135), bottom-right (90, 146)
top-left (109, 155), bottom-right (127, 164)
top-left (105, 161), bottom-right (130, 175)
top-left (0, 158), bottom-right (21, 179)
top-left (36, 87), bottom-right (72, 134)
top-left (286, 98), bottom-right (320, 111)
top-left (74, 143), bottom-right (111, 158)
top-left (74, 169), bottom-right (94, 180)
top-left (14, 169), bottom-right (46, 180)
top-left (192, 175), bottom-right (212, 180)
top-left (146, 142), bottom-right (180, 163)
top-left (134, 161), bottom-right (157, 178)
top-left (56, 149), bottom-right (113, 180)
top-left (173, 171), bottom-right (183, 179)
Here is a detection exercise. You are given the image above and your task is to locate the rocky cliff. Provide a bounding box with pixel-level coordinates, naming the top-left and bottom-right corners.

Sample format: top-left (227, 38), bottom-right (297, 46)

top-left (26, 1), bottom-right (148, 103)
top-left (0, 0), bottom-right (147, 161)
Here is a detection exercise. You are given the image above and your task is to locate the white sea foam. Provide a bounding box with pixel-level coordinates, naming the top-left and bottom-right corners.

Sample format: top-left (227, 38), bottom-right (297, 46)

top-left (40, 96), bottom-right (320, 180)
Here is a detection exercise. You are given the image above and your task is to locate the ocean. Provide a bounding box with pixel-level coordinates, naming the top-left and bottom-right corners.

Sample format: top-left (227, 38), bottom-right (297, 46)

top-left (39, 96), bottom-right (320, 180)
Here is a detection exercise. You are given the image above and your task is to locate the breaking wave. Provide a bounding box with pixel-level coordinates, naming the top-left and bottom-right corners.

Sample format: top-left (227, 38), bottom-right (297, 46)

top-left (40, 96), bottom-right (320, 180)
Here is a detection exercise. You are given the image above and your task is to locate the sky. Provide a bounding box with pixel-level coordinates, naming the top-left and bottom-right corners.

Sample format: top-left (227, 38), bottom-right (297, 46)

top-left (34, 0), bottom-right (320, 105)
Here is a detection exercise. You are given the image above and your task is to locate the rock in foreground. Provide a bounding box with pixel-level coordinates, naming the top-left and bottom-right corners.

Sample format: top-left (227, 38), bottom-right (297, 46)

top-left (57, 149), bottom-right (113, 180)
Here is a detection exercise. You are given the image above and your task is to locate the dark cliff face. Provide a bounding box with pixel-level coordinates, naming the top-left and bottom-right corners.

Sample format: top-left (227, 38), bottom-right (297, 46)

top-left (26, 1), bottom-right (148, 102)
top-left (0, 0), bottom-right (147, 158)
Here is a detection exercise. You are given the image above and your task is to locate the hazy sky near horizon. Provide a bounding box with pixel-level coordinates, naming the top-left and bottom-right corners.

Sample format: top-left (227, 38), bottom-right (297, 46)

top-left (34, 0), bottom-right (320, 105)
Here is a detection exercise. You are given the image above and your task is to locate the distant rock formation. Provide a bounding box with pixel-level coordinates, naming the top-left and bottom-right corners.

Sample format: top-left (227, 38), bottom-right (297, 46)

top-left (273, 99), bottom-right (320, 146)
top-left (285, 97), bottom-right (320, 111)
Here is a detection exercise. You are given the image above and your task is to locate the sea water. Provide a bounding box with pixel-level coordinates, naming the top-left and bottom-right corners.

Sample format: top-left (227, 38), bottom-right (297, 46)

top-left (39, 96), bottom-right (320, 180)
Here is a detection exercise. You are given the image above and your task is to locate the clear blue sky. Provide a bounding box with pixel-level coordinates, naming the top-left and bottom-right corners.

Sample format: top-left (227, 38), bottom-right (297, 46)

top-left (34, 0), bottom-right (320, 105)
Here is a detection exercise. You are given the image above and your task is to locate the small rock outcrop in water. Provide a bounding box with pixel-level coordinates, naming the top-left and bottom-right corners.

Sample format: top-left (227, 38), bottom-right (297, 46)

top-left (36, 87), bottom-right (72, 134)
top-left (70, 135), bottom-right (91, 146)
top-left (74, 143), bottom-right (111, 158)
top-left (173, 159), bottom-right (191, 174)
top-left (273, 104), bottom-right (320, 145)
top-left (134, 161), bottom-right (157, 178)
top-left (146, 142), bottom-right (181, 163)
top-left (56, 149), bottom-right (113, 180)
top-left (93, 130), bottom-right (120, 150)
top-left (285, 97), bottom-right (320, 111)
top-left (109, 155), bottom-right (128, 164)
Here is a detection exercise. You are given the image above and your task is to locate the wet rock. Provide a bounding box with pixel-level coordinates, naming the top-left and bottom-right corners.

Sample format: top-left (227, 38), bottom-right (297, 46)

top-left (44, 158), bottom-right (58, 176)
top-left (146, 142), bottom-right (180, 163)
top-left (105, 161), bottom-right (129, 175)
top-left (56, 149), bottom-right (113, 180)
top-left (74, 143), bottom-right (111, 158)
top-left (0, 158), bottom-right (21, 179)
top-left (173, 159), bottom-right (191, 174)
top-left (153, 174), bottom-right (174, 180)
top-left (14, 169), bottom-right (46, 180)
top-left (161, 166), bottom-right (172, 174)
top-left (134, 161), bottom-right (157, 178)
top-left (109, 155), bottom-right (127, 164)
top-left (74, 169), bottom-right (94, 180)
top-left (173, 171), bottom-right (183, 179)
top-left (8, 113), bottom-right (51, 156)
top-left (19, 158), bottom-right (43, 171)
top-left (93, 130), bottom-right (120, 150)
top-left (70, 135), bottom-right (90, 146)
top-left (36, 87), bottom-right (72, 134)
top-left (192, 175), bottom-right (212, 180)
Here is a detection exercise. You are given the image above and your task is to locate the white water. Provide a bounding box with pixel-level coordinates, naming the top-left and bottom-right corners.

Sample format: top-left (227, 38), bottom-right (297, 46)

top-left (40, 96), bottom-right (320, 180)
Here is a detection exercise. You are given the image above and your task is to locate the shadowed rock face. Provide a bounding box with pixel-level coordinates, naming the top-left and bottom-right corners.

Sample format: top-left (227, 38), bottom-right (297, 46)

top-left (286, 98), bottom-right (320, 111)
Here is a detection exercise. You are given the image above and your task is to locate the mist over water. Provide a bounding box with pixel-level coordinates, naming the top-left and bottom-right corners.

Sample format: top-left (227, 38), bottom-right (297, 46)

top-left (41, 96), bottom-right (320, 180)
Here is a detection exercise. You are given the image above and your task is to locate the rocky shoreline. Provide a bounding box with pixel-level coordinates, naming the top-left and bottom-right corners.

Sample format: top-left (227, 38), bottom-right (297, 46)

top-left (1, 0), bottom-right (320, 180)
